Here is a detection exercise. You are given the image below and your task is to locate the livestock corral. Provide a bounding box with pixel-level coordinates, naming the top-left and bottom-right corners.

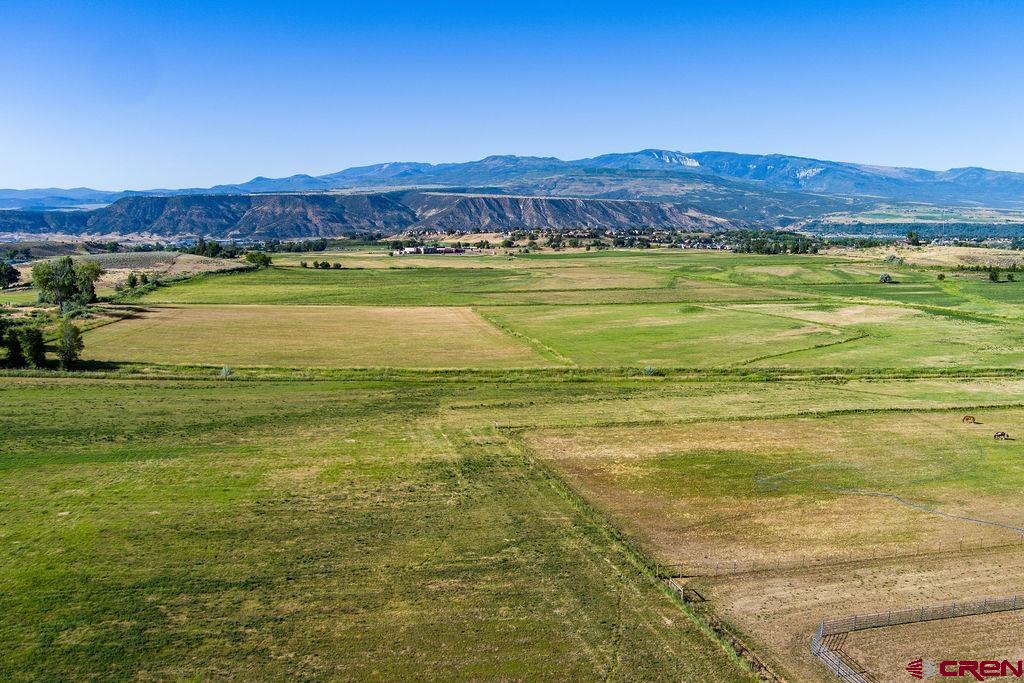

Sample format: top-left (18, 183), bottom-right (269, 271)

top-left (4, 246), bottom-right (1024, 680)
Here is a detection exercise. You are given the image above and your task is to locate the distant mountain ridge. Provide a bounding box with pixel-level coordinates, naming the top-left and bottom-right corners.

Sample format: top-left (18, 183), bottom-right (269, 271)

top-left (5, 149), bottom-right (1024, 212)
top-left (0, 191), bottom-right (733, 240)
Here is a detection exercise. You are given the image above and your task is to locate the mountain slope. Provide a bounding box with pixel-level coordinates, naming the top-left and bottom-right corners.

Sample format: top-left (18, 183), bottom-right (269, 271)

top-left (0, 191), bottom-right (735, 239)
top-left (4, 149), bottom-right (1024, 219)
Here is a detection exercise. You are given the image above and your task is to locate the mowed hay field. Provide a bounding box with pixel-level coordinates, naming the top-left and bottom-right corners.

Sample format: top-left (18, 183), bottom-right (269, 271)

top-left (12, 247), bottom-right (1024, 680)
top-left (81, 305), bottom-right (554, 368)
top-left (0, 378), bottom-right (750, 681)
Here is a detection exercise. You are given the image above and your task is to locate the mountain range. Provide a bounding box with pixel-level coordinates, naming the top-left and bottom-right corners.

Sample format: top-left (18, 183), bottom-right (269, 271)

top-left (3, 149), bottom-right (1024, 239)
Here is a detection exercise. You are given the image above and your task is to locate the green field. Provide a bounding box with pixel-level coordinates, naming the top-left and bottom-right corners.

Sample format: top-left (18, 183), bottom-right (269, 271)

top-left (8, 247), bottom-right (1024, 680)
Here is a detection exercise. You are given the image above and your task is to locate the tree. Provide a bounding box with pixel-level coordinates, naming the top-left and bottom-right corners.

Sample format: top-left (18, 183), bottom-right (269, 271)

top-left (126, 272), bottom-right (139, 289)
top-left (55, 321), bottom-right (85, 368)
top-left (300, 261), bottom-right (308, 268)
top-left (990, 268), bottom-right (1000, 282)
top-left (31, 256), bottom-right (101, 307)
top-left (906, 230), bottom-right (921, 246)
top-left (16, 326), bottom-right (46, 368)
top-left (244, 251), bottom-right (272, 268)
top-left (2, 326), bottom-right (25, 368)
top-left (1009, 273), bottom-right (1016, 282)
top-left (0, 261), bottom-right (19, 288)
top-left (139, 272), bottom-right (149, 285)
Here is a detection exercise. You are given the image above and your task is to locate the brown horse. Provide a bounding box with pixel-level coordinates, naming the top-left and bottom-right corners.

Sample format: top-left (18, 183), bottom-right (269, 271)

top-left (963, 415), bottom-right (977, 424)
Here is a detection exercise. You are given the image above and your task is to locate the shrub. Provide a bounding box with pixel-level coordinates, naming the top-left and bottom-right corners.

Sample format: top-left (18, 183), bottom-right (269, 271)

top-left (937, 273), bottom-right (946, 281)
top-left (879, 273), bottom-right (893, 284)
top-left (300, 261), bottom-right (308, 268)
top-left (126, 272), bottom-right (139, 289)
top-left (219, 365), bottom-right (234, 378)
top-left (331, 262), bottom-right (343, 269)
top-left (139, 272), bottom-right (149, 285)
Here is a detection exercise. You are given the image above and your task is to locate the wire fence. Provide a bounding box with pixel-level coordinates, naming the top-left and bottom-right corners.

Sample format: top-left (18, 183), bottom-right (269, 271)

top-left (658, 536), bottom-right (1024, 578)
top-left (818, 594), bottom-right (1024, 636)
top-left (811, 594), bottom-right (1024, 683)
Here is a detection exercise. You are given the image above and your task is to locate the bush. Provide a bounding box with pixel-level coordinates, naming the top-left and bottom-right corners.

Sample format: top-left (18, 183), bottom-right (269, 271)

top-left (55, 321), bottom-right (84, 368)
top-left (879, 273), bottom-right (893, 284)
top-left (937, 273), bottom-right (946, 281)
top-left (126, 272), bottom-right (139, 289)
top-left (331, 262), bottom-right (343, 269)
top-left (300, 261), bottom-right (308, 268)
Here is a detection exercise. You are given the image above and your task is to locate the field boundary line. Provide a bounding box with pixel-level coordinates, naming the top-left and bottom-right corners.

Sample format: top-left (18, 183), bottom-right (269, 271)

top-left (472, 308), bottom-right (576, 366)
top-left (500, 428), bottom-right (783, 682)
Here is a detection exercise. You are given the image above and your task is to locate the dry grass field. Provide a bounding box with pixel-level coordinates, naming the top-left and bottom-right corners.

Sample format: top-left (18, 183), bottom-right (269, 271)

top-left (843, 610), bottom-right (1024, 682)
top-left (703, 548), bottom-right (1024, 681)
top-left (524, 405), bottom-right (1024, 679)
top-left (81, 305), bottom-right (555, 368)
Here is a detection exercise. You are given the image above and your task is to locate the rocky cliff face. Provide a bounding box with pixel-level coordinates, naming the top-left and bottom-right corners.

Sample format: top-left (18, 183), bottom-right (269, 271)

top-left (0, 191), bottom-right (737, 239)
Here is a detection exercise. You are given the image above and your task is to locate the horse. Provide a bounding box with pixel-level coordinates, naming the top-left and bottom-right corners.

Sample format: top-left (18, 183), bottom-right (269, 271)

top-left (962, 415), bottom-right (977, 424)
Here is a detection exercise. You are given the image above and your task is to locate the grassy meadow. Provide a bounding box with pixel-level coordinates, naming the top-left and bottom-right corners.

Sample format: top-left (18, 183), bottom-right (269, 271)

top-left (7, 246), bottom-right (1024, 680)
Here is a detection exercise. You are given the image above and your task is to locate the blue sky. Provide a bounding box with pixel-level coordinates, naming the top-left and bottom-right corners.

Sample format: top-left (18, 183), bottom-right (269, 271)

top-left (3, 1), bottom-right (1024, 189)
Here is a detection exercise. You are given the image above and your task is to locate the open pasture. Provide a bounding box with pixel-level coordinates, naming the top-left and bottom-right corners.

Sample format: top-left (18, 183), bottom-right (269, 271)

top-left (524, 407), bottom-right (1024, 569)
top-left (81, 305), bottom-right (554, 368)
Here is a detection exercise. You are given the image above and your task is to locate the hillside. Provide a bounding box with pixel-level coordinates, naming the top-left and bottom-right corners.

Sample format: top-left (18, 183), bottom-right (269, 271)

top-left (0, 191), bottom-right (735, 239)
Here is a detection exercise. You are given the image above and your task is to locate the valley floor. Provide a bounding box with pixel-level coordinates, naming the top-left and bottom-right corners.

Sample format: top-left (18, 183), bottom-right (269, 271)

top-left (5, 248), bottom-right (1024, 680)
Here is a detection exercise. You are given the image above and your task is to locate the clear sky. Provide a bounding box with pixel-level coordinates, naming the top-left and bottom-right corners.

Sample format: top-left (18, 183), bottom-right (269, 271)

top-left (3, 0), bottom-right (1024, 189)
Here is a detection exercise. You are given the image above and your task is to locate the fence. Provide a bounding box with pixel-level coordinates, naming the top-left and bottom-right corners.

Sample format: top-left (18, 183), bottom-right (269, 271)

top-left (811, 594), bottom-right (1024, 682)
top-left (659, 537), bottom-right (1024, 578)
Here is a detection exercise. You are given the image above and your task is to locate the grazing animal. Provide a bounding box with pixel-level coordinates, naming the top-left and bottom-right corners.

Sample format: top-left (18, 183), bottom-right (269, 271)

top-left (994, 431), bottom-right (1010, 440)
top-left (963, 415), bottom-right (977, 424)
